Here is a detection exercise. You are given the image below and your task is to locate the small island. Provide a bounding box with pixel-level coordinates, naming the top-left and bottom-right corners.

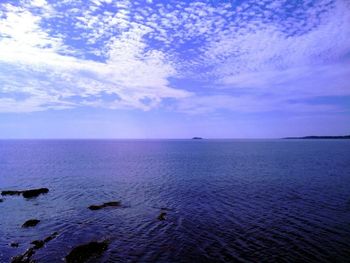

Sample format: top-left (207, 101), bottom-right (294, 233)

top-left (284, 135), bottom-right (350, 139)
top-left (192, 137), bottom-right (203, 140)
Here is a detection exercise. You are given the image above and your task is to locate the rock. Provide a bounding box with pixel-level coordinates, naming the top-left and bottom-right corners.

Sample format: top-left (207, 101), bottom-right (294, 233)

top-left (11, 247), bottom-right (35, 263)
top-left (10, 242), bottom-right (19, 248)
top-left (0, 198), bottom-right (3, 202)
top-left (1, 190), bottom-right (22, 196)
top-left (44, 232), bottom-right (58, 242)
top-left (88, 201), bottom-right (121, 210)
top-left (157, 212), bottom-right (167, 221)
top-left (65, 241), bottom-right (109, 263)
top-left (30, 240), bottom-right (44, 249)
top-left (192, 137), bottom-right (203, 140)
top-left (22, 219), bottom-right (40, 228)
top-left (12, 232), bottom-right (58, 263)
top-left (1, 188), bottom-right (49, 198)
top-left (22, 188), bottom-right (49, 198)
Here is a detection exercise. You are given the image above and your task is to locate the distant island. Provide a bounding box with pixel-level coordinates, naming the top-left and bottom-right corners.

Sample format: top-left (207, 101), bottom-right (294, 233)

top-left (284, 135), bottom-right (350, 139)
top-left (192, 137), bottom-right (203, 140)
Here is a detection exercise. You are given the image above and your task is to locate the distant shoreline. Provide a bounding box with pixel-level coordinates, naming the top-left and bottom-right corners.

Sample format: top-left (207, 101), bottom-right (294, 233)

top-left (0, 136), bottom-right (349, 140)
top-left (284, 135), bottom-right (350, 139)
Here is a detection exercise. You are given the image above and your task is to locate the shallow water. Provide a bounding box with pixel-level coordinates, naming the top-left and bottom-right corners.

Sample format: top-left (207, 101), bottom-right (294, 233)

top-left (1, 139), bottom-right (350, 262)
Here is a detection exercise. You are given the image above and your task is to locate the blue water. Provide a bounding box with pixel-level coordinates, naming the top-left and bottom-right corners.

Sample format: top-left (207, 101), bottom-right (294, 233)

top-left (1, 139), bottom-right (350, 262)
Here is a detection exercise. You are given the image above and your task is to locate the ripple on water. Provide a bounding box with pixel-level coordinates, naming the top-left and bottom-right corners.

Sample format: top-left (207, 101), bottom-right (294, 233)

top-left (1, 140), bottom-right (350, 262)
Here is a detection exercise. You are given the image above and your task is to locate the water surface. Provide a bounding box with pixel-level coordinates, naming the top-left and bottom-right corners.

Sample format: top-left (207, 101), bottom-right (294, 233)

top-left (1, 139), bottom-right (350, 262)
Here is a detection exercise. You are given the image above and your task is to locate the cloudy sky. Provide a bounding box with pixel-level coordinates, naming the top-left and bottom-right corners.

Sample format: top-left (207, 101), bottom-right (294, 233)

top-left (0, 0), bottom-right (349, 138)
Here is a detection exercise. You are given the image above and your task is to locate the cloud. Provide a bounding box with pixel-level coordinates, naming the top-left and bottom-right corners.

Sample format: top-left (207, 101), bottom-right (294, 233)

top-left (0, 1), bottom-right (190, 112)
top-left (0, 0), bottom-right (349, 114)
top-left (174, 94), bottom-right (343, 115)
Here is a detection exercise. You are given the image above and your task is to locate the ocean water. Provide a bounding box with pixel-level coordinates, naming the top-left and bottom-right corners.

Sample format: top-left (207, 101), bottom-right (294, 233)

top-left (1, 139), bottom-right (350, 262)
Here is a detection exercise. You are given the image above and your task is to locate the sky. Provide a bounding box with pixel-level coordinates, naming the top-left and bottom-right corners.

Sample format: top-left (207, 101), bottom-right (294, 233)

top-left (0, 0), bottom-right (349, 138)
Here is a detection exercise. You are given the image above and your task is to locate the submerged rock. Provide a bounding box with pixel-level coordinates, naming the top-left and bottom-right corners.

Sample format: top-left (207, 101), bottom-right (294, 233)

top-left (12, 247), bottom-right (35, 263)
top-left (65, 240), bottom-right (109, 263)
top-left (10, 242), bottom-right (19, 248)
top-left (22, 219), bottom-right (40, 228)
top-left (88, 201), bottom-right (121, 210)
top-left (44, 232), bottom-right (58, 243)
top-left (12, 232), bottom-right (58, 263)
top-left (22, 188), bottom-right (49, 198)
top-left (1, 188), bottom-right (49, 198)
top-left (30, 240), bottom-right (44, 249)
top-left (157, 212), bottom-right (167, 221)
top-left (1, 190), bottom-right (22, 196)
top-left (0, 198), bottom-right (3, 202)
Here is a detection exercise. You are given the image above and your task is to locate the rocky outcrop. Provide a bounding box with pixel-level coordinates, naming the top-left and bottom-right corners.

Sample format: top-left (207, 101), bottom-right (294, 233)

top-left (88, 201), bottom-right (121, 210)
top-left (10, 242), bottom-right (19, 248)
top-left (22, 188), bottom-right (49, 198)
top-left (11, 247), bottom-right (35, 263)
top-left (1, 188), bottom-right (49, 198)
top-left (30, 240), bottom-right (45, 249)
top-left (1, 190), bottom-right (22, 196)
top-left (11, 232), bottom-right (58, 263)
top-left (157, 212), bottom-right (167, 221)
top-left (22, 219), bottom-right (40, 228)
top-left (65, 240), bottom-right (109, 263)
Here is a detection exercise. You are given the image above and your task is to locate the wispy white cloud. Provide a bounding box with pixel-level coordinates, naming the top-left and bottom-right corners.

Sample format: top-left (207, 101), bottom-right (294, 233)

top-left (0, 1), bottom-right (190, 112)
top-left (0, 0), bottom-right (349, 114)
top-left (174, 94), bottom-right (343, 115)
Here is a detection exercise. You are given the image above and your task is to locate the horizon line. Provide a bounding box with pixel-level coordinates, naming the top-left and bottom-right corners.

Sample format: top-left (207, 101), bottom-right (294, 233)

top-left (0, 134), bottom-right (349, 140)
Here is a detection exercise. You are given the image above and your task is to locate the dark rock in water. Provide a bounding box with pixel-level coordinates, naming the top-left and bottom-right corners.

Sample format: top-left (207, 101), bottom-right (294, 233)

top-left (88, 201), bottom-right (121, 210)
top-left (22, 188), bottom-right (49, 198)
top-left (104, 201), bottom-right (120, 206)
top-left (192, 137), bottom-right (203, 140)
top-left (1, 188), bottom-right (49, 198)
top-left (1, 190), bottom-right (22, 196)
top-left (12, 232), bottom-right (58, 263)
top-left (0, 198), bottom-right (3, 202)
top-left (30, 240), bottom-right (44, 249)
top-left (65, 240), bottom-right (109, 263)
top-left (44, 232), bottom-right (58, 242)
top-left (22, 219), bottom-right (40, 228)
top-left (158, 212), bottom-right (167, 221)
top-left (11, 247), bottom-right (35, 263)
top-left (10, 242), bottom-right (19, 248)
top-left (34, 232), bottom-right (58, 247)
top-left (88, 205), bottom-right (101, 210)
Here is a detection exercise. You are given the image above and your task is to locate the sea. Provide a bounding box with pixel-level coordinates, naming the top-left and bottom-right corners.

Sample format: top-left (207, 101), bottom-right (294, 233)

top-left (1, 139), bottom-right (350, 262)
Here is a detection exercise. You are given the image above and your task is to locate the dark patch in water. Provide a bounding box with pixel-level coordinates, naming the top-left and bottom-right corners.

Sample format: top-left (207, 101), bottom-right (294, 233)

top-left (22, 188), bottom-right (49, 198)
top-left (22, 219), bottom-right (40, 228)
top-left (44, 232), bottom-right (58, 243)
top-left (88, 201), bottom-right (121, 210)
top-left (1, 188), bottom-right (49, 198)
top-left (65, 240), bottom-right (109, 263)
top-left (30, 240), bottom-right (44, 249)
top-left (1, 190), bottom-right (22, 196)
top-left (158, 212), bottom-right (167, 221)
top-left (11, 232), bottom-right (58, 263)
top-left (10, 242), bottom-right (19, 248)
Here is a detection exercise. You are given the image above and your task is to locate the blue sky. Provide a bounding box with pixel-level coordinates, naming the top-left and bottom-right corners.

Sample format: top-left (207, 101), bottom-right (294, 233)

top-left (0, 0), bottom-right (349, 138)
